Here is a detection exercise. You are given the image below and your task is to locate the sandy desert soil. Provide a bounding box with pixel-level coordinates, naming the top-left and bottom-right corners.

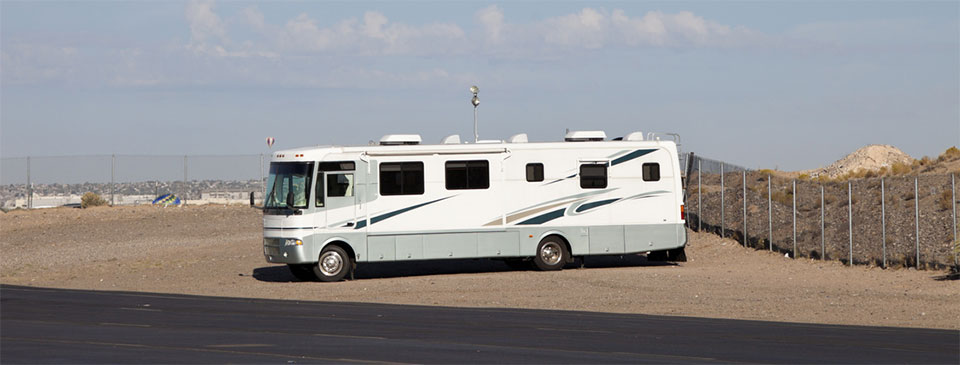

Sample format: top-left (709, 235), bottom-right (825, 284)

top-left (1, 205), bottom-right (957, 330)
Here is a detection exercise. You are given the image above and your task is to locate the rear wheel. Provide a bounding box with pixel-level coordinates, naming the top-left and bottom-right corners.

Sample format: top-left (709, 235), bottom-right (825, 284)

top-left (313, 245), bottom-right (352, 282)
top-left (288, 264), bottom-right (318, 281)
top-left (534, 237), bottom-right (567, 271)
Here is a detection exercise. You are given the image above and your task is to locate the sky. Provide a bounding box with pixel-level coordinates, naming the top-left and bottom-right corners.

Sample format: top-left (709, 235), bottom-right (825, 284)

top-left (1, 0), bottom-right (958, 173)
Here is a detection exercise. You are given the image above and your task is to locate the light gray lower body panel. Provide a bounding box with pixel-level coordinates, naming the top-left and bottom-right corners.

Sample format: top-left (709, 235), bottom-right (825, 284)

top-left (263, 224), bottom-right (686, 264)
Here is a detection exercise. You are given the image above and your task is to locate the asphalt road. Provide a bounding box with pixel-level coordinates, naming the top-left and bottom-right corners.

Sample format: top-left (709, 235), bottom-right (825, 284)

top-left (1, 285), bottom-right (957, 364)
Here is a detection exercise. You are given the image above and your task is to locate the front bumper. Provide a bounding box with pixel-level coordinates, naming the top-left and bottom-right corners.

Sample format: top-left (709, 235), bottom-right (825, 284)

top-left (263, 238), bottom-right (312, 264)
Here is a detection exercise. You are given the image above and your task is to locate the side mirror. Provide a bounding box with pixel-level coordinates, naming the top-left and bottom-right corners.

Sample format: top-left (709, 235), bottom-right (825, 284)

top-left (286, 191), bottom-right (295, 208)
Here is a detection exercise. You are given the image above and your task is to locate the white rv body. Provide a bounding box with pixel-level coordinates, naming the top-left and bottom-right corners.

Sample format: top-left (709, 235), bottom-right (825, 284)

top-left (262, 132), bottom-right (686, 278)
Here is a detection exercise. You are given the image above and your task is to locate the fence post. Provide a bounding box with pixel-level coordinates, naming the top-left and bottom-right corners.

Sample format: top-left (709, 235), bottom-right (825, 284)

top-left (698, 159), bottom-right (702, 232)
top-left (743, 171), bottom-right (747, 247)
top-left (26, 156), bottom-right (31, 209)
top-left (953, 173), bottom-right (957, 267)
top-left (792, 179), bottom-right (797, 259)
top-left (848, 181), bottom-right (853, 266)
top-left (914, 176), bottom-right (919, 268)
top-left (720, 163), bottom-right (725, 238)
top-left (767, 175), bottom-right (772, 251)
top-left (881, 178), bottom-right (886, 268)
top-left (183, 155), bottom-right (188, 202)
top-left (820, 184), bottom-right (825, 260)
top-left (111, 154), bottom-right (116, 206)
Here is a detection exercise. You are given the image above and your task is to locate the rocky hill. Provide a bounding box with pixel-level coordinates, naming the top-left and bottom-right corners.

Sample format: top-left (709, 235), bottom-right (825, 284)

top-left (804, 145), bottom-right (914, 179)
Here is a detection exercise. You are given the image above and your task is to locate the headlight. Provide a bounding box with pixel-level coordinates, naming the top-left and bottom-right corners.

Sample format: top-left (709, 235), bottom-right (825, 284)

top-left (284, 239), bottom-right (303, 247)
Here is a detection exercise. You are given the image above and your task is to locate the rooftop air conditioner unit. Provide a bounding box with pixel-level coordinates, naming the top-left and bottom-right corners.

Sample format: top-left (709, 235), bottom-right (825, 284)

top-left (564, 130), bottom-right (606, 142)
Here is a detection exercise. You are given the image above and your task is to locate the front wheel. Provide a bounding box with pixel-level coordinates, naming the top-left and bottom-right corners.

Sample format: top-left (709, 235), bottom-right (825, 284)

top-left (534, 237), bottom-right (567, 271)
top-left (312, 245), bottom-right (353, 282)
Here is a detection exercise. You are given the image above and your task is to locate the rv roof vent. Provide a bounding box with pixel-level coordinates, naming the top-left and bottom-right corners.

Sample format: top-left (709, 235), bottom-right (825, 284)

top-left (623, 131), bottom-right (644, 141)
top-left (379, 134), bottom-right (422, 145)
top-left (440, 134), bottom-right (461, 144)
top-left (507, 133), bottom-right (528, 143)
top-left (564, 130), bottom-right (606, 142)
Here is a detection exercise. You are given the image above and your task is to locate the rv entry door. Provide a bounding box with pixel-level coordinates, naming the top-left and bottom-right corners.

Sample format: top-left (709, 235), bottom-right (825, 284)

top-left (323, 172), bottom-right (358, 229)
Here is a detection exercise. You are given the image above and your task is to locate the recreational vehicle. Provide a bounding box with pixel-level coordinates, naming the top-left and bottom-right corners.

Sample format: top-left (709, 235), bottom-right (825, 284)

top-left (263, 131), bottom-right (687, 281)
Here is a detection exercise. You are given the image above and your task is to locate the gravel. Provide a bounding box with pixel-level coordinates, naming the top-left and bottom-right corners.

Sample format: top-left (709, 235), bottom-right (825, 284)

top-left (2, 205), bottom-right (957, 330)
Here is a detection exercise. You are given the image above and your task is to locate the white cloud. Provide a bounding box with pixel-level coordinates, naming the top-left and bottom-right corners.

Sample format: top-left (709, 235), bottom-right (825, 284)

top-left (181, 3), bottom-right (763, 60)
top-left (185, 0), bottom-right (228, 53)
top-left (241, 6), bottom-right (266, 30)
top-left (274, 11), bottom-right (466, 55)
top-left (0, 3), bottom-right (769, 88)
top-left (476, 5), bottom-right (505, 45)
top-left (475, 7), bottom-right (762, 52)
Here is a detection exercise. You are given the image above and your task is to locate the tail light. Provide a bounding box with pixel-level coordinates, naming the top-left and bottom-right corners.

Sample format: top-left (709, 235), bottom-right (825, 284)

top-left (680, 204), bottom-right (686, 220)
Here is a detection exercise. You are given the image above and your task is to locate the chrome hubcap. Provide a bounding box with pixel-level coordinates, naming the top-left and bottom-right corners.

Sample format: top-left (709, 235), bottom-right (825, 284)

top-left (540, 242), bottom-right (562, 266)
top-left (319, 251), bottom-right (343, 276)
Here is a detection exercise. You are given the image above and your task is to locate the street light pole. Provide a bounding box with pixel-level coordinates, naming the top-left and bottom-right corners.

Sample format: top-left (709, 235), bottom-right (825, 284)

top-left (470, 85), bottom-right (480, 142)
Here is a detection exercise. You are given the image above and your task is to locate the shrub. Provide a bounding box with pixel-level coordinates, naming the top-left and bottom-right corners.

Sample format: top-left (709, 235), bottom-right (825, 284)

top-left (890, 162), bottom-right (912, 175)
top-left (81, 192), bottom-right (108, 208)
top-left (902, 191), bottom-right (915, 201)
top-left (938, 190), bottom-right (954, 211)
top-left (771, 188), bottom-right (793, 206)
top-left (919, 156), bottom-right (932, 166)
top-left (798, 173), bottom-right (810, 180)
top-left (938, 146), bottom-right (960, 162)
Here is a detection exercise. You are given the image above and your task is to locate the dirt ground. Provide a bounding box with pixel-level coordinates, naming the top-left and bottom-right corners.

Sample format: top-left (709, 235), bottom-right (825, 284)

top-left (1, 205), bottom-right (957, 330)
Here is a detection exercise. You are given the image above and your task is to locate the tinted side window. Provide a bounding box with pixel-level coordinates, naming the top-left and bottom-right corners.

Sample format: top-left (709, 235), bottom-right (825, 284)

top-left (446, 160), bottom-right (489, 190)
top-left (327, 173), bottom-right (354, 197)
top-left (642, 163), bottom-right (660, 182)
top-left (380, 162), bottom-right (424, 195)
top-left (580, 164), bottom-right (607, 189)
top-left (526, 163), bottom-right (544, 182)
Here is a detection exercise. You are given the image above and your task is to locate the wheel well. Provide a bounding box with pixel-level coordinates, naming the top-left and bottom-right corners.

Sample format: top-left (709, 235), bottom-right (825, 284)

top-left (542, 234), bottom-right (574, 263)
top-left (323, 241), bottom-right (356, 262)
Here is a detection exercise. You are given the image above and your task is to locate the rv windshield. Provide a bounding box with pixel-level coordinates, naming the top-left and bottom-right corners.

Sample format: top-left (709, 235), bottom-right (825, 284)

top-left (265, 162), bottom-right (314, 209)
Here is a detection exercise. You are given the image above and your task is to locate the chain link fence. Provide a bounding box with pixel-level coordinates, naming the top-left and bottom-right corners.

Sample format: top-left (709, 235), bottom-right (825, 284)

top-left (685, 154), bottom-right (958, 270)
top-left (0, 154), bottom-right (268, 209)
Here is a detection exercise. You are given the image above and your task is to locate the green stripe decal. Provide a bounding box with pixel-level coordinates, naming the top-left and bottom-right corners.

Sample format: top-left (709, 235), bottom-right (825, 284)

top-left (516, 208), bottom-right (566, 225)
top-left (355, 196), bottom-right (452, 229)
top-left (574, 198), bottom-right (619, 213)
top-left (611, 149), bottom-right (656, 166)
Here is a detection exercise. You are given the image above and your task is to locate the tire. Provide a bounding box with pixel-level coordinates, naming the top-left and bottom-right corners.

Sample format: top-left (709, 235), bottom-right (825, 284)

top-left (288, 264), bottom-right (318, 281)
top-left (312, 245), bottom-right (352, 282)
top-left (534, 236), bottom-right (567, 271)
